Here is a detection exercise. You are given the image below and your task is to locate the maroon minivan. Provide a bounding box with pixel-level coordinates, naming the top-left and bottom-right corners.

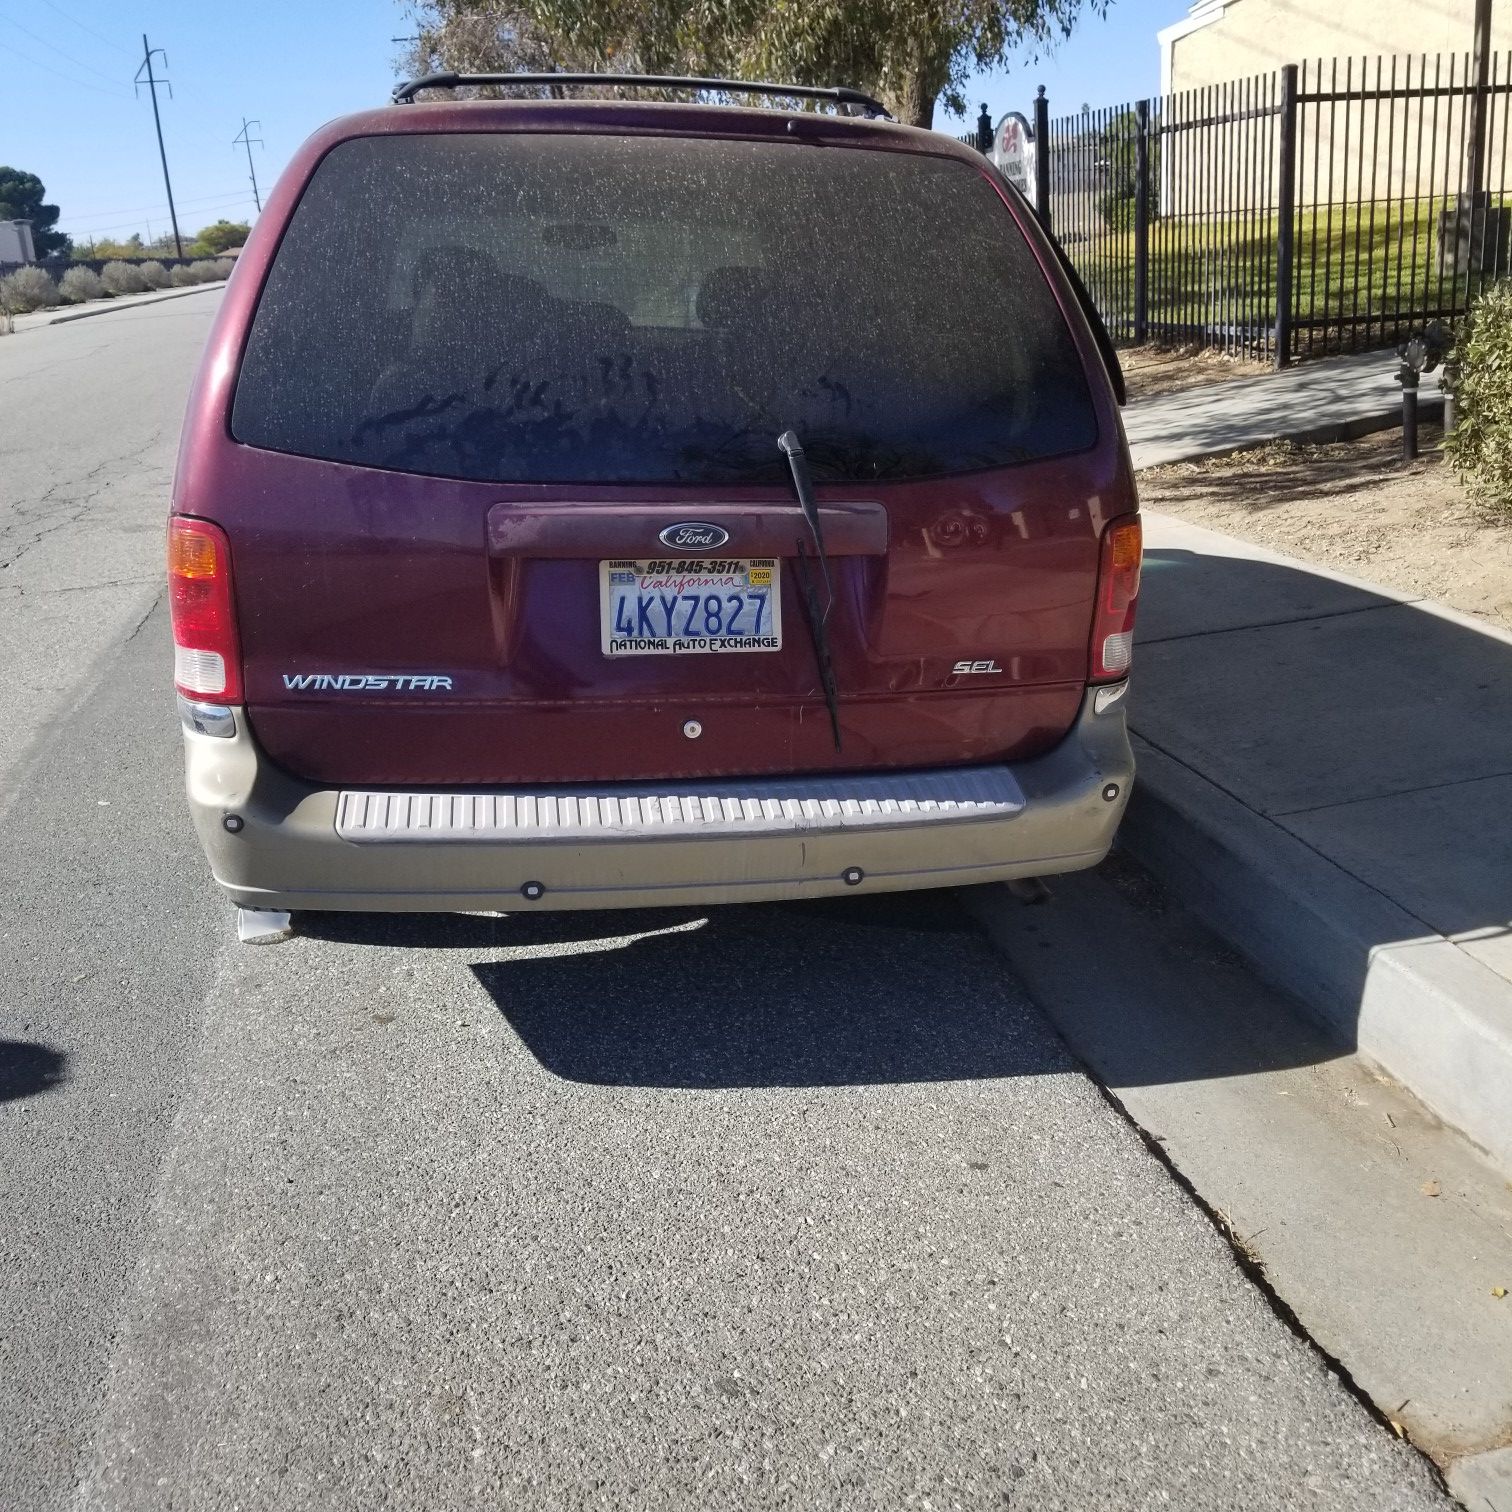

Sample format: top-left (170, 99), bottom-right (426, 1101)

top-left (169, 76), bottom-right (1139, 940)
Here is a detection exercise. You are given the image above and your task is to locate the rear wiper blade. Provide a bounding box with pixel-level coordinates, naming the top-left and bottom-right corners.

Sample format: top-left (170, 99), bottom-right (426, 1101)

top-left (777, 430), bottom-right (842, 752)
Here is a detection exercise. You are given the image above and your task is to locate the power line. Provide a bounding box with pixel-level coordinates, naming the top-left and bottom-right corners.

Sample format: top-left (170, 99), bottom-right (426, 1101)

top-left (70, 204), bottom-right (261, 250)
top-left (233, 117), bottom-right (264, 213)
top-left (38, 0), bottom-right (133, 55)
top-left (62, 195), bottom-right (254, 229)
top-left (62, 196), bottom-right (258, 237)
top-left (0, 11), bottom-right (130, 86)
top-left (134, 35), bottom-right (183, 259)
top-left (0, 38), bottom-right (132, 98)
top-left (63, 189), bottom-right (256, 226)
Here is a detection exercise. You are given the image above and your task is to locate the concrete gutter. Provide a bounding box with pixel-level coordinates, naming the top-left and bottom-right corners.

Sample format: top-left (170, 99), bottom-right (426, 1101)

top-left (47, 284), bottom-right (223, 326)
top-left (966, 865), bottom-right (1512, 1497)
top-left (1115, 721), bottom-right (1512, 1503)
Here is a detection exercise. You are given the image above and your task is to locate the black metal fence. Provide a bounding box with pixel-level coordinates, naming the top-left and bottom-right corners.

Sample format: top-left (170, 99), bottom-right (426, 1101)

top-left (1022, 51), bottom-right (1512, 366)
top-left (957, 104), bottom-right (994, 155)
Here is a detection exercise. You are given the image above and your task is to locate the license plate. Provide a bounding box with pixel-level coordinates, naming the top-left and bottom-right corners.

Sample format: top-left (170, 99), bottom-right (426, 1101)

top-left (600, 559), bottom-right (783, 656)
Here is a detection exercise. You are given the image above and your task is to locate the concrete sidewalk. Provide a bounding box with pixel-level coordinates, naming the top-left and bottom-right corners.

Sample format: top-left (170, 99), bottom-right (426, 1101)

top-left (1123, 348), bottom-right (1442, 469)
top-left (1121, 510), bottom-right (1512, 1174)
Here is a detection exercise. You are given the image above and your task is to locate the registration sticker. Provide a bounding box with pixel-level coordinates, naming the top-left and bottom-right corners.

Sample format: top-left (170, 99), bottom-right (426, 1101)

top-left (600, 558), bottom-right (783, 656)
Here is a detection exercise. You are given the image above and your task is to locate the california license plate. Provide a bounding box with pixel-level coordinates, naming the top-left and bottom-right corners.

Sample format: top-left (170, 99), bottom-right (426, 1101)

top-left (600, 559), bottom-right (782, 656)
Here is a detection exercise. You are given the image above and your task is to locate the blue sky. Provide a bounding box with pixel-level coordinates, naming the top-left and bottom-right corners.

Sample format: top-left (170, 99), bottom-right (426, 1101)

top-left (1, 0), bottom-right (1191, 246)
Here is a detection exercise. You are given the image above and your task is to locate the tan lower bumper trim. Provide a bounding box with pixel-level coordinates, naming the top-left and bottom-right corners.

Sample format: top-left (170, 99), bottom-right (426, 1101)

top-left (185, 686), bottom-right (1134, 914)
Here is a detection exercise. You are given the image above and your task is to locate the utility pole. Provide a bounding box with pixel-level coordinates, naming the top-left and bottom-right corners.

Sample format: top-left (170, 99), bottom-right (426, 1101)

top-left (233, 118), bottom-right (264, 213)
top-left (135, 36), bottom-right (183, 259)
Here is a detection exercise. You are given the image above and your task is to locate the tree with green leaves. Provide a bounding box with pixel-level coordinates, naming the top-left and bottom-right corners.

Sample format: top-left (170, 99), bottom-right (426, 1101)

top-left (403, 0), bottom-right (1109, 128)
top-left (0, 168), bottom-right (70, 258)
top-left (190, 220), bottom-right (252, 257)
top-left (403, 1), bottom-right (601, 89)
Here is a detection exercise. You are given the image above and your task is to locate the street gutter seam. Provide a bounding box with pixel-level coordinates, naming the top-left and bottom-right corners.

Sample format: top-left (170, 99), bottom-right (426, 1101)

top-left (1137, 598), bottom-right (1425, 647)
top-left (965, 878), bottom-right (1455, 1493)
top-left (1081, 1066), bottom-right (1456, 1498)
top-left (1271, 765), bottom-right (1512, 819)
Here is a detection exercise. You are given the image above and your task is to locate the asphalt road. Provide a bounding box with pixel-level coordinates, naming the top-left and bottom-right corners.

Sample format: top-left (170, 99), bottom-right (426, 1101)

top-left (0, 296), bottom-right (1451, 1511)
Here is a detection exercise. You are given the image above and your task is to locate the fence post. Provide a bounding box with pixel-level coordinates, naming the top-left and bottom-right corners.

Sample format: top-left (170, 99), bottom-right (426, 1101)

top-left (1274, 63), bottom-right (1299, 369)
top-left (976, 102), bottom-right (994, 154)
top-left (1033, 85), bottom-right (1052, 235)
top-left (1134, 99), bottom-right (1151, 344)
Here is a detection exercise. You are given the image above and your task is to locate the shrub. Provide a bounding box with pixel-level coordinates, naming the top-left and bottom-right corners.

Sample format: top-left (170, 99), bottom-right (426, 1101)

top-left (1097, 192), bottom-right (1137, 233)
top-left (138, 260), bottom-right (171, 289)
top-left (214, 258), bottom-right (235, 280)
top-left (188, 258), bottom-right (224, 283)
top-left (59, 266), bottom-right (104, 303)
top-left (169, 264), bottom-right (198, 286)
top-left (1445, 280), bottom-right (1512, 517)
top-left (101, 260), bottom-right (148, 295)
top-left (0, 265), bottom-right (60, 312)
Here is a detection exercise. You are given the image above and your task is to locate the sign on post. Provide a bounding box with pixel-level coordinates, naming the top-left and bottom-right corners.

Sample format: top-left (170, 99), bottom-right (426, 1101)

top-left (992, 111), bottom-right (1037, 210)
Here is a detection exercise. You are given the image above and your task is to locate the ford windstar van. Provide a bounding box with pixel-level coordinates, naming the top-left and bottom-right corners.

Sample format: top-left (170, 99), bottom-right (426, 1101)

top-left (169, 74), bottom-right (1140, 940)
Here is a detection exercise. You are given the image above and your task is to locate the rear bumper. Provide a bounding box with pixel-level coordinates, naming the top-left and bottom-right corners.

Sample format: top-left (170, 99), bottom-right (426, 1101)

top-left (182, 686), bottom-right (1133, 912)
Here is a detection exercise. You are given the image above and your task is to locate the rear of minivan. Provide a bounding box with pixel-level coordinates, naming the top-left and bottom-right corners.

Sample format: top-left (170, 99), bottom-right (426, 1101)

top-left (171, 95), bottom-right (1138, 920)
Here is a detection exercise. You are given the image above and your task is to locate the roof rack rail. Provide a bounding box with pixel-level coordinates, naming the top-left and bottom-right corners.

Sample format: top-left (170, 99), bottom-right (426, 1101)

top-left (391, 71), bottom-right (893, 119)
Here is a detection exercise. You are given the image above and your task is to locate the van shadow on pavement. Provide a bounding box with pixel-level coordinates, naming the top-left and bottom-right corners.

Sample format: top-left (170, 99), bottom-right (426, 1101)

top-left (312, 884), bottom-right (1362, 1091)
top-left (465, 891), bottom-right (1076, 1089)
top-left (0, 1039), bottom-right (67, 1103)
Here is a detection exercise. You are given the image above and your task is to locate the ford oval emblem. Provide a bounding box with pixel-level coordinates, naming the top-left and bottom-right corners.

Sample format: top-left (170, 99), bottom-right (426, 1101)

top-left (658, 521), bottom-right (730, 552)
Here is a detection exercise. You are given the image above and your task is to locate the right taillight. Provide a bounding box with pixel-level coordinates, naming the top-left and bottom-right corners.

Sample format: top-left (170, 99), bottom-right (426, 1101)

top-left (1091, 514), bottom-right (1141, 682)
top-left (169, 515), bottom-right (242, 703)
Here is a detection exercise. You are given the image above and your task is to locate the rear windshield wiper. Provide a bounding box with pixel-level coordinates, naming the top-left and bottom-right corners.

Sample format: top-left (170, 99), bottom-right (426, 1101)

top-left (777, 430), bottom-right (842, 752)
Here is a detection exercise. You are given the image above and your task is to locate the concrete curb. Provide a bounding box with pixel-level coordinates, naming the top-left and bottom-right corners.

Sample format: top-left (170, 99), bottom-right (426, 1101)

top-left (1119, 734), bottom-right (1512, 1174)
top-left (44, 284), bottom-right (223, 327)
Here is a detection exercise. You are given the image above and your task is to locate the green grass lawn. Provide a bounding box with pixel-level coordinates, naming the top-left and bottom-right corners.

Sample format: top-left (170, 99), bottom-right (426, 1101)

top-left (1069, 197), bottom-right (1511, 349)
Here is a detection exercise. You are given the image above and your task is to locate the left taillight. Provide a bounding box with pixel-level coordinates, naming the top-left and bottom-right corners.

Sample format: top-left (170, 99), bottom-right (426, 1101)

top-left (169, 515), bottom-right (242, 703)
top-left (1090, 514), bottom-right (1142, 682)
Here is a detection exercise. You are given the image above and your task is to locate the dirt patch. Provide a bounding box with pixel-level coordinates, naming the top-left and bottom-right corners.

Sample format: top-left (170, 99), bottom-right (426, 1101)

top-left (1119, 344), bottom-right (1266, 402)
top-left (1138, 425), bottom-right (1512, 634)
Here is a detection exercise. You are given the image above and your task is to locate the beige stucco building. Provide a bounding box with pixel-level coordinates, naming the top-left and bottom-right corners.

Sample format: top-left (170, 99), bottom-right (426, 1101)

top-left (1152, 0), bottom-right (1511, 219)
top-left (1160, 0), bottom-right (1510, 93)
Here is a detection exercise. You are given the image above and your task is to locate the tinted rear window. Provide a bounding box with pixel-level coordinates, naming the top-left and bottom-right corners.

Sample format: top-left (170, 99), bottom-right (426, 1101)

top-left (231, 130), bottom-right (1097, 484)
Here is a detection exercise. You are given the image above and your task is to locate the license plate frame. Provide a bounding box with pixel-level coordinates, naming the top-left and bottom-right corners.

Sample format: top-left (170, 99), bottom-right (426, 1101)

top-left (600, 558), bottom-right (783, 657)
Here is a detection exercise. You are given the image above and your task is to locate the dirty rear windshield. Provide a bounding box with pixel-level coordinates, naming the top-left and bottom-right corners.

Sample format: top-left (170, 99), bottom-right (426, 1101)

top-left (231, 131), bottom-right (1098, 484)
